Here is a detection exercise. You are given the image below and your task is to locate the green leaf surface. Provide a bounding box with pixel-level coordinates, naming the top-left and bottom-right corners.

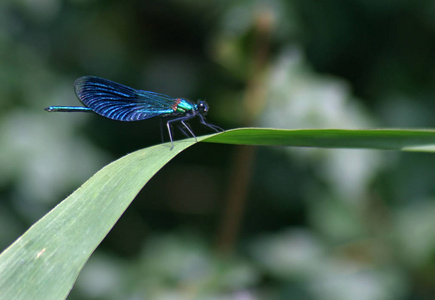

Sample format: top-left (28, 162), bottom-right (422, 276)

top-left (202, 128), bottom-right (435, 152)
top-left (1, 127), bottom-right (435, 300)
top-left (0, 140), bottom-right (196, 300)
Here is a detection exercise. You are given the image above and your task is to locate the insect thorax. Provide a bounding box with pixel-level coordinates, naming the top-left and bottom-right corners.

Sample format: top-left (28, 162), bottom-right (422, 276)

top-left (172, 98), bottom-right (196, 113)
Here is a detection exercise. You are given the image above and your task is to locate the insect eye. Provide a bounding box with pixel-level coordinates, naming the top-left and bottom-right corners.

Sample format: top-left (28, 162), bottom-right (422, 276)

top-left (197, 101), bottom-right (208, 113)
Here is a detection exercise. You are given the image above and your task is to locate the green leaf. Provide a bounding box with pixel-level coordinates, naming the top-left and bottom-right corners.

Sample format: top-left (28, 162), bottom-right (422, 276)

top-left (202, 128), bottom-right (435, 152)
top-left (1, 127), bottom-right (435, 299)
top-left (0, 140), bottom-right (196, 300)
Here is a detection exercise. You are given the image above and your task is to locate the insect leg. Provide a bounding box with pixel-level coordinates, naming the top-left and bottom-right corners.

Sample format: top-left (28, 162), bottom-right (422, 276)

top-left (197, 114), bottom-right (224, 132)
top-left (177, 123), bottom-right (195, 138)
top-left (166, 120), bottom-right (176, 149)
top-left (180, 120), bottom-right (197, 140)
top-left (166, 115), bottom-right (195, 149)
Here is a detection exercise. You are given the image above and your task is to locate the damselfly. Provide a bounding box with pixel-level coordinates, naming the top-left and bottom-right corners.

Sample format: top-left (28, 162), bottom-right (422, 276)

top-left (45, 76), bottom-right (223, 148)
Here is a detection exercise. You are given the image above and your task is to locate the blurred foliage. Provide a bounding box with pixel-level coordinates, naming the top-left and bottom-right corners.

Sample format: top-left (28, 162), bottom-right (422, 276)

top-left (1, 0), bottom-right (435, 299)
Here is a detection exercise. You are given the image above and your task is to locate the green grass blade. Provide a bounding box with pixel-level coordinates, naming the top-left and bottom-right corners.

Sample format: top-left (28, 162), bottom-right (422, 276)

top-left (0, 140), bottom-right (195, 300)
top-left (201, 128), bottom-right (435, 152)
top-left (1, 127), bottom-right (434, 299)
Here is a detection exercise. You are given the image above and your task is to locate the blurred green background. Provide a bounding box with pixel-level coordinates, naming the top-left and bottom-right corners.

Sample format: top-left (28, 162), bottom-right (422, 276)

top-left (1, 0), bottom-right (435, 299)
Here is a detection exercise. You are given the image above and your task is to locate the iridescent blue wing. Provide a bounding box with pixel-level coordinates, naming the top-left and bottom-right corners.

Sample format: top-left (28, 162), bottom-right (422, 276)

top-left (74, 76), bottom-right (176, 121)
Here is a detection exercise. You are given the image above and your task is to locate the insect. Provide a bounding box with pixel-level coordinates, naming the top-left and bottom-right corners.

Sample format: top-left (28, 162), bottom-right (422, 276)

top-left (45, 76), bottom-right (223, 149)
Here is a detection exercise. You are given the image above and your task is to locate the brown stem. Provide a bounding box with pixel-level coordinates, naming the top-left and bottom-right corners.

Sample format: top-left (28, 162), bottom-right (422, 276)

top-left (217, 9), bottom-right (274, 253)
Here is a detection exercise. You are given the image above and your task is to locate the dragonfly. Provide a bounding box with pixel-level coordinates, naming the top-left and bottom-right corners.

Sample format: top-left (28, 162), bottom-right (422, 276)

top-left (45, 76), bottom-right (223, 149)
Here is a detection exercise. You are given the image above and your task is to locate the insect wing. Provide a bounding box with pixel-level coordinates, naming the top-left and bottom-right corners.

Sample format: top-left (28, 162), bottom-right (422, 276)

top-left (74, 76), bottom-right (176, 121)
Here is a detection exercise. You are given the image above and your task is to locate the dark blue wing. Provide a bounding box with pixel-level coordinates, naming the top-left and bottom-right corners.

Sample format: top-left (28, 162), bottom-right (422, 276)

top-left (74, 76), bottom-right (176, 121)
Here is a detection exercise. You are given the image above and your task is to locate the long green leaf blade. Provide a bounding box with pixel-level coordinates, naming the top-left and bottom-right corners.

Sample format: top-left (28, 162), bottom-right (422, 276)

top-left (1, 127), bottom-right (435, 299)
top-left (202, 128), bottom-right (435, 152)
top-left (0, 141), bottom-right (195, 300)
